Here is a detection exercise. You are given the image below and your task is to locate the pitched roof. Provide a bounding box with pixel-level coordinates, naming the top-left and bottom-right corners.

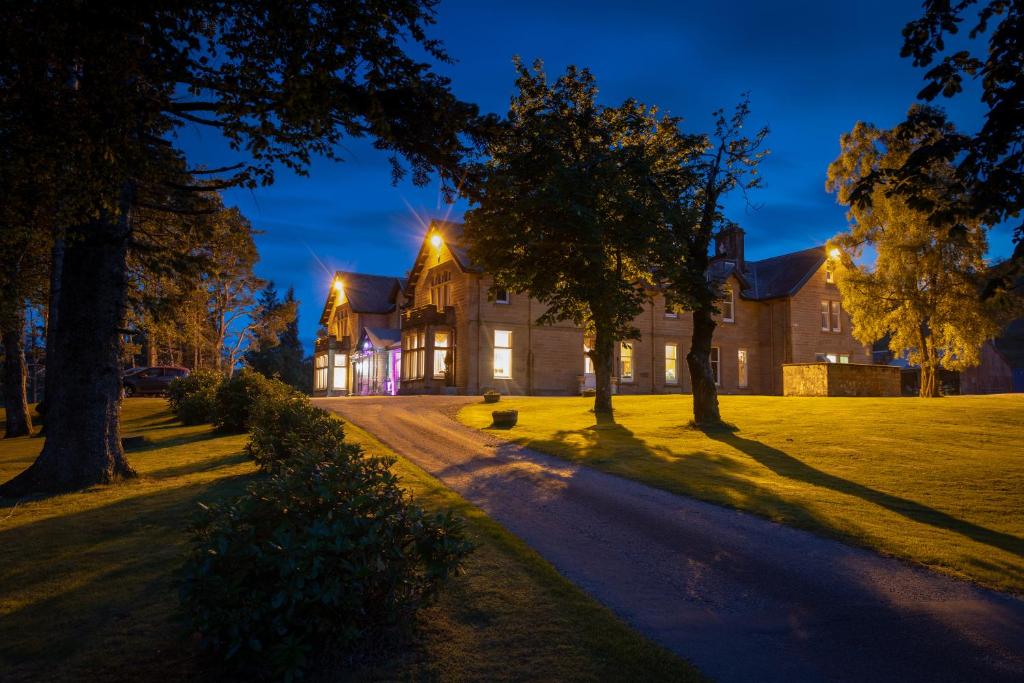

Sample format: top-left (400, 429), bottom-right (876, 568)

top-left (319, 271), bottom-right (404, 325)
top-left (733, 246), bottom-right (826, 300)
top-left (404, 219), bottom-right (480, 300)
top-left (362, 327), bottom-right (403, 349)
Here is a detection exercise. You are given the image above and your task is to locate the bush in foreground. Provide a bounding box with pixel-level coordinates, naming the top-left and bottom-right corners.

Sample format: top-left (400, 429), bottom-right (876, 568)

top-left (179, 445), bottom-right (471, 679)
top-left (213, 369), bottom-right (289, 433)
top-left (167, 370), bottom-right (222, 425)
top-left (246, 391), bottom-right (346, 472)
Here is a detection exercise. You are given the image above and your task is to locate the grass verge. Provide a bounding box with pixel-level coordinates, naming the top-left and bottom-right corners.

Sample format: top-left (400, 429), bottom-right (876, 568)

top-left (459, 394), bottom-right (1024, 594)
top-left (0, 399), bottom-right (698, 681)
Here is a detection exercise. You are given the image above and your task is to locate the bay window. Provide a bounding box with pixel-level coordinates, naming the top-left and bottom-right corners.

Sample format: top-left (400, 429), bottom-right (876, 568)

top-left (433, 332), bottom-right (449, 378)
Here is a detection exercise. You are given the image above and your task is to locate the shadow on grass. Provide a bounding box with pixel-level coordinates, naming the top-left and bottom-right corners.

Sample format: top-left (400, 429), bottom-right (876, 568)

top-left (701, 428), bottom-right (1024, 559)
top-left (0, 471), bottom-right (257, 680)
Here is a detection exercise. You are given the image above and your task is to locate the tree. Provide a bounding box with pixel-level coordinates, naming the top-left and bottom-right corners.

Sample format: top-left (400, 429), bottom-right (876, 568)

top-left (463, 59), bottom-right (689, 414)
top-left (854, 1), bottom-right (1024, 294)
top-left (0, 1), bottom-right (480, 496)
top-left (247, 286), bottom-right (307, 390)
top-left (827, 106), bottom-right (1000, 397)
top-left (657, 97), bottom-right (768, 426)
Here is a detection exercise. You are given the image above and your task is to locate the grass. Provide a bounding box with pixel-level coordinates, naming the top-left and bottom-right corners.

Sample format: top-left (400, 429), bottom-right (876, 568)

top-left (0, 399), bottom-right (698, 682)
top-left (459, 394), bottom-right (1024, 594)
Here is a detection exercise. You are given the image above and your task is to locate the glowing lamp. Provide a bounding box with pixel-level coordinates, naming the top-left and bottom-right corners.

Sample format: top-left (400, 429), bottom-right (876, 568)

top-left (429, 233), bottom-right (443, 249)
top-left (828, 247), bottom-right (841, 260)
top-left (333, 280), bottom-right (344, 293)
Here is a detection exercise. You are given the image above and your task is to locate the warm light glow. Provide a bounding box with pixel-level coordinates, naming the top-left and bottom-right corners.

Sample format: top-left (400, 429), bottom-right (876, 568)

top-left (829, 247), bottom-right (841, 260)
top-left (333, 279), bottom-right (344, 293)
top-left (430, 233), bottom-right (443, 249)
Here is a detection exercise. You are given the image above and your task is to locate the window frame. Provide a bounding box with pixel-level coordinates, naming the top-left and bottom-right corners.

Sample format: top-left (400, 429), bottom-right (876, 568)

top-left (721, 285), bottom-right (735, 323)
top-left (737, 348), bottom-right (748, 388)
top-left (493, 330), bottom-right (512, 379)
top-left (830, 300), bottom-right (841, 332)
top-left (494, 288), bottom-right (510, 304)
top-left (432, 331), bottom-right (450, 379)
top-left (620, 342), bottom-right (634, 383)
top-left (665, 343), bottom-right (678, 385)
top-left (710, 346), bottom-right (721, 386)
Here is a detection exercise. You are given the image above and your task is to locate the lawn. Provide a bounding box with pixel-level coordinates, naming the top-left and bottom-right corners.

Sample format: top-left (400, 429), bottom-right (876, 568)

top-left (0, 399), bottom-right (697, 682)
top-left (459, 394), bottom-right (1024, 594)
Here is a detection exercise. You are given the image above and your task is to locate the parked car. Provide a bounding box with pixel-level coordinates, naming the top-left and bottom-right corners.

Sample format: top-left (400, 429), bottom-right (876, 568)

top-left (123, 366), bottom-right (189, 397)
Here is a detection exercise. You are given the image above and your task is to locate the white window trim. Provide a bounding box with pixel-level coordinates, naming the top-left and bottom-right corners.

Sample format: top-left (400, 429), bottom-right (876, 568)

top-left (711, 346), bottom-right (721, 386)
top-left (494, 288), bottom-right (510, 304)
top-left (620, 342), bottom-right (634, 383)
top-left (493, 330), bottom-right (512, 379)
top-left (665, 343), bottom-right (679, 385)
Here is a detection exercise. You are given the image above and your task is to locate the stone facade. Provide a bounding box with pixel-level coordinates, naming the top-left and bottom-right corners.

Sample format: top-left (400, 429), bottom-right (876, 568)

top-left (316, 221), bottom-right (872, 396)
top-left (783, 363), bottom-right (900, 397)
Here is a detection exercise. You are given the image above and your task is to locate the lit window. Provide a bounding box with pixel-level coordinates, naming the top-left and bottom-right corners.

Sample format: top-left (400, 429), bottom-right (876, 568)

top-left (721, 286), bottom-right (734, 322)
top-left (494, 330), bottom-right (512, 379)
top-left (816, 353), bottom-right (838, 363)
top-left (825, 264), bottom-right (835, 284)
top-left (831, 301), bottom-right (841, 332)
top-left (737, 348), bottom-right (748, 388)
top-left (433, 332), bottom-right (449, 379)
top-left (314, 353), bottom-right (328, 390)
top-left (494, 288), bottom-right (510, 304)
top-left (583, 338), bottom-right (594, 375)
top-left (333, 353), bottom-right (348, 391)
top-left (820, 301), bottom-right (830, 331)
top-left (665, 344), bottom-right (678, 384)
top-left (620, 343), bottom-right (633, 382)
top-left (710, 347), bottom-right (721, 386)
top-left (839, 354), bottom-right (849, 364)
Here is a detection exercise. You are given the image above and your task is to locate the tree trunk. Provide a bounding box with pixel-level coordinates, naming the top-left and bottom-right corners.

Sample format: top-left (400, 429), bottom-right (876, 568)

top-left (0, 217), bottom-right (136, 497)
top-left (591, 325), bottom-right (614, 414)
top-left (687, 307), bottom-right (721, 426)
top-left (2, 304), bottom-right (33, 438)
top-left (917, 326), bottom-right (940, 398)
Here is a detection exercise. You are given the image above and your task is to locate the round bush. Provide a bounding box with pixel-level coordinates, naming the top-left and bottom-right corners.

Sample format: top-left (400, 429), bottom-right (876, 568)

top-left (167, 370), bottom-right (222, 425)
top-left (213, 369), bottom-right (289, 433)
top-left (246, 391), bottom-right (346, 471)
top-left (179, 446), bottom-right (472, 679)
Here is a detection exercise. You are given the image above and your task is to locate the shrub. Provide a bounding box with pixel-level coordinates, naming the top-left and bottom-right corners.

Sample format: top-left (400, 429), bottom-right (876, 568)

top-left (167, 370), bottom-right (222, 425)
top-left (213, 369), bottom-right (289, 433)
top-left (246, 391), bottom-right (346, 472)
top-left (179, 446), bottom-right (472, 680)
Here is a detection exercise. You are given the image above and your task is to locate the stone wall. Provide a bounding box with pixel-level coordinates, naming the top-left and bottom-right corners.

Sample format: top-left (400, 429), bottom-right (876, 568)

top-left (783, 363), bottom-right (900, 397)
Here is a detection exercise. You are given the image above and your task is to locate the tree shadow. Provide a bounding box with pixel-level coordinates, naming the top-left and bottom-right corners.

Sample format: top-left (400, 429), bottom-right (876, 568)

top-left (702, 428), bottom-right (1024, 559)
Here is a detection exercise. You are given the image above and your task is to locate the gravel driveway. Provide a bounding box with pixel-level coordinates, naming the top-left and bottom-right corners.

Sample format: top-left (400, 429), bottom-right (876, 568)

top-left (317, 395), bottom-right (1024, 683)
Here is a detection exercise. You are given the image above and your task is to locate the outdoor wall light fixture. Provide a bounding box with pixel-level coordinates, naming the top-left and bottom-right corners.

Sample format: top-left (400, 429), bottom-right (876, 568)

top-left (333, 279), bottom-right (344, 292)
top-left (829, 247), bottom-right (841, 260)
top-left (430, 233), bottom-right (443, 249)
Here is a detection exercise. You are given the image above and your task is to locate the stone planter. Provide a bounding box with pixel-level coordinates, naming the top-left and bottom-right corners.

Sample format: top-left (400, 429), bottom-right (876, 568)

top-left (491, 409), bottom-right (518, 429)
top-left (483, 390), bottom-right (501, 404)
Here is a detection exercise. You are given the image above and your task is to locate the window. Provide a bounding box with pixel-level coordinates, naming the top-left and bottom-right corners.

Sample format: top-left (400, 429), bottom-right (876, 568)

top-left (710, 347), bottom-right (721, 386)
top-left (840, 354), bottom-right (849, 364)
top-left (403, 333), bottom-right (425, 379)
top-left (429, 270), bottom-right (452, 311)
top-left (583, 338), bottom-right (594, 374)
top-left (665, 344), bottom-right (678, 384)
top-left (815, 353), bottom-right (850, 364)
top-left (493, 330), bottom-right (512, 379)
top-left (822, 300), bottom-right (841, 332)
top-left (314, 353), bottom-right (328, 390)
top-left (494, 288), bottom-right (510, 304)
top-left (825, 264), bottom-right (835, 284)
top-left (737, 348), bottom-right (748, 388)
top-left (721, 286), bottom-right (734, 322)
top-left (433, 332), bottom-right (449, 378)
top-left (620, 343), bottom-right (633, 382)
top-left (333, 353), bottom-right (348, 390)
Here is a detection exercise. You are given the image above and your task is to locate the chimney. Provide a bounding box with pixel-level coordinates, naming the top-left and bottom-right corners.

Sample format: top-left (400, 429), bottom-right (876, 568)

top-left (713, 225), bottom-right (745, 270)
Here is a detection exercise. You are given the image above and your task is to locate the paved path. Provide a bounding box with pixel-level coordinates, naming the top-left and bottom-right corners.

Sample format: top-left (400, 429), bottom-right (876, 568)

top-left (317, 396), bottom-right (1024, 682)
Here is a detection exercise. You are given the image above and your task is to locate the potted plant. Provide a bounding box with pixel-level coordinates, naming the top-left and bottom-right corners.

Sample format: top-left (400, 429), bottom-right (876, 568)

top-left (491, 409), bottom-right (518, 429)
top-left (483, 390), bottom-right (501, 404)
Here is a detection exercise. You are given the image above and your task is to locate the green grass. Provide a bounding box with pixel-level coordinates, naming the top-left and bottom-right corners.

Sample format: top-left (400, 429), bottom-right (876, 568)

top-left (459, 394), bottom-right (1024, 594)
top-left (0, 399), bottom-right (697, 682)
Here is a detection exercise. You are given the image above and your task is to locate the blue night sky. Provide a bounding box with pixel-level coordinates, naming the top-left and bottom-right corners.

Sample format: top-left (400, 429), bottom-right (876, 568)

top-left (178, 0), bottom-right (1013, 353)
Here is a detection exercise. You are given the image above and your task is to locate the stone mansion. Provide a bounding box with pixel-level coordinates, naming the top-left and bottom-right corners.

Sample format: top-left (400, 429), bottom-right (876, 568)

top-left (313, 220), bottom-right (870, 397)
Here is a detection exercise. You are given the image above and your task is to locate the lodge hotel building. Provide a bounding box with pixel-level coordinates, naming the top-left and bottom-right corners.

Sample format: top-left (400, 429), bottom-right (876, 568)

top-left (313, 220), bottom-right (871, 397)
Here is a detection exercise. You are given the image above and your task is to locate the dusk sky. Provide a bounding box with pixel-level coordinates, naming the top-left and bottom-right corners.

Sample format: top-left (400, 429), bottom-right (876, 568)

top-left (179, 0), bottom-right (1011, 353)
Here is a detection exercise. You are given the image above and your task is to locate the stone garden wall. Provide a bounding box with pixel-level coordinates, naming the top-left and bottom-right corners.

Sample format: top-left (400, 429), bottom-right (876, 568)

top-left (783, 363), bottom-right (900, 397)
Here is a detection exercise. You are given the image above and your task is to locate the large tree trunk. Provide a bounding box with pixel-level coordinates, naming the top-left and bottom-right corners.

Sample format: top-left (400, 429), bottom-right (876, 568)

top-left (2, 304), bottom-right (33, 438)
top-left (0, 217), bottom-right (136, 497)
top-left (591, 325), bottom-right (614, 414)
top-left (917, 326), bottom-right (941, 398)
top-left (687, 307), bottom-right (721, 426)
